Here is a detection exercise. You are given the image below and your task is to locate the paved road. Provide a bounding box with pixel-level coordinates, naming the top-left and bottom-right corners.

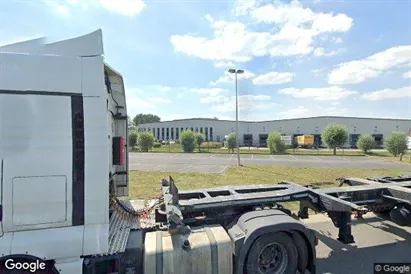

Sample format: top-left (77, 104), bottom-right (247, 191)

top-left (303, 213), bottom-right (411, 274)
top-left (129, 152), bottom-right (411, 173)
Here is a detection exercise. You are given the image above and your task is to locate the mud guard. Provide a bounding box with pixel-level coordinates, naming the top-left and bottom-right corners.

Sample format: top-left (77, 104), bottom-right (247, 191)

top-left (226, 209), bottom-right (317, 274)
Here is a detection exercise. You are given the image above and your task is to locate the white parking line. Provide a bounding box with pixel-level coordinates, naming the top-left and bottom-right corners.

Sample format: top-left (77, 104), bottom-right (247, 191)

top-left (270, 155), bottom-right (275, 160)
top-left (340, 157), bottom-right (349, 161)
top-left (220, 165), bottom-right (229, 174)
top-left (209, 154), bottom-right (216, 159)
top-left (230, 154), bottom-right (234, 159)
top-left (252, 154), bottom-right (254, 159)
top-left (289, 155), bottom-right (297, 160)
top-left (312, 156), bottom-right (322, 161)
top-left (179, 164), bottom-right (193, 172)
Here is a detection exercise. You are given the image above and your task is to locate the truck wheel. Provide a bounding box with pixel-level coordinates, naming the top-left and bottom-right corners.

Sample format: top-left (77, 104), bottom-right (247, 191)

top-left (291, 232), bottom-right (308, 273)
top-left (245, 232), bottom-right (298, 274)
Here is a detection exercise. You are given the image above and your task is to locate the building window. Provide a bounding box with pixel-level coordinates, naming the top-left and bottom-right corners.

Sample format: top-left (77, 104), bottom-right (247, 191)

top-left (210, 127), bottom-right (213, 141)
top-left (157, 128), bottom-right (160, 140)
top-left (176, 127), bottom-right (179, 139)
top-left (171, 128), bottom-right (174, 140)
top-left (200, 127), bottom-right (203, 134)
top-left (181, 127), bottom-right (184, 132)
top-left (195, 127), bottom-right (198, 133)
top-left (166, 128), bottom-right (170, 140)
top-left (161, 128), bottom-right (165, 140)
top-left (190, 127), bottom-right (194, 132)
top-left (205, 127), bottom-right (209, 141)
top-left (217, 135), bottom-right (221, 142)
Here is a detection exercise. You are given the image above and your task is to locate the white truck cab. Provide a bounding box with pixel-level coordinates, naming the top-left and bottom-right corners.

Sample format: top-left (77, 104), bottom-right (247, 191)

top-left (0, 29), bottom-right (129, 273)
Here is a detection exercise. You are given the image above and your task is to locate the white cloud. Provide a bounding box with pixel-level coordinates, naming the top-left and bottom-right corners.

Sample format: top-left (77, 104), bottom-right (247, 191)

top-left (331, 37), bottom-right (343, 44)
top-left (190, 88), bottom-right (228, 96)
top-left (313, 47), bottom-right (344, 57)
top-left (214, 61), bottom-right (236, 68)
top-left (210, 94), bottom-right (274, 112)
top-left (328, 45), bottom-right (411, 85)
top-left (210, 70), bottom-right (256, 86)
top-left (99, 0), bottom-right (145, 16)
top-left (232, 0), bottom-right (258, 16)
top-left (361, 86), bottom-right (411, 101)
top-left (278, 86), bottom-right (358, 100)
top-left (170, 2), bottom-right (353, 63)
top-left (403, 71), bottom-right (411, 79)
top-left (200, 95), bottom-right (230, 104)
top-left (278, 105), bottom-right (348, 119)
top-left (161, 86), bottom-right (172, 93)
top-left (44, 0), bottom-right (145, 17)
top-left (252, 71), bottom-right (294, 85)
top-left (148, 97), bottom-right (172, 104)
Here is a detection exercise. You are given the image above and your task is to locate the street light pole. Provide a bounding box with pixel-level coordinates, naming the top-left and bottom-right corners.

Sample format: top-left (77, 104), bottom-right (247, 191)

top-left (228, 68), bottom-right (244, 166)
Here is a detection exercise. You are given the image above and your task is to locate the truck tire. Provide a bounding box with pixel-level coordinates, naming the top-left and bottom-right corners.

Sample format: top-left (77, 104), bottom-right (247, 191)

top-left (291, 231), bottom-right (309, 273)
top-left (245, 232), bottom-right (298, 274)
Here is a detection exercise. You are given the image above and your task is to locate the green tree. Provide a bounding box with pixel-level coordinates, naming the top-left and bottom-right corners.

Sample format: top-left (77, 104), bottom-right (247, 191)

top-left (195, 133), bottom-right (205, 152)
top-left (128, 131), bottom-right (138, 148)
top-left (267, 132), bottom-right (286, 154)
top-left (356, 135), bottom-right (376, 154)
top-left (321, 124), bottom-right (349, 155)
top-left (180, 130), bottom-right (196, 153)
top-left (127, 116), bottom-right (138, 132)
top-left (227, 133), bottom-right (237, 153)
top-left (385, 132), bottom-right (408, 158)
top-left (132, 113), bottom-right (161, 126)
top-left (137, 132), bottom-right (154, 152)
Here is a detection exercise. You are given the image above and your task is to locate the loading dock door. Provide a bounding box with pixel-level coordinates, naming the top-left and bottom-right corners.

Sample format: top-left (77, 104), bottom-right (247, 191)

top-left (372, 134), bottom-right (384, 148)
top-left (313, 134), bottom-right (322, 147)
top-left (350, 134), bottom-right (360, 148)
top-left (243, 134), bottom-right (253, 146)
top-left (259, 134), bottom-right (268, 147)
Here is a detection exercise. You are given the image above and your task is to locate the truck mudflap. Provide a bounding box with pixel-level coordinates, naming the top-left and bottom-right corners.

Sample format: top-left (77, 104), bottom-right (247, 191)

top-left (226, 209), bottom-right (317, 274)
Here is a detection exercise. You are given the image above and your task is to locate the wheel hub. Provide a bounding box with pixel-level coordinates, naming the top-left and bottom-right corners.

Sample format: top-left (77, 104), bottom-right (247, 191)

top-left (257, 243), bottom-right (288, 274)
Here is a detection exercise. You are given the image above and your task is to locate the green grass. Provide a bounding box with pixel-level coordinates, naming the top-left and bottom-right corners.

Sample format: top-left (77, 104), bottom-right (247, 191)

top-left (128, 166), bottom-right (408, 199)
top-left (128, 166), bottom-right (409, 212)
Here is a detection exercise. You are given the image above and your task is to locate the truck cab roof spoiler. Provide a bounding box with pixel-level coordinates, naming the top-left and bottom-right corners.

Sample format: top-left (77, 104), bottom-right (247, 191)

top-left (0, 29), bottom-right (105, 57)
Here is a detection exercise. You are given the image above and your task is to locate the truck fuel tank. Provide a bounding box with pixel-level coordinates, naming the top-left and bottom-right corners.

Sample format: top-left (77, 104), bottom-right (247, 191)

top-left (144, 225), bottom-right (233, 274)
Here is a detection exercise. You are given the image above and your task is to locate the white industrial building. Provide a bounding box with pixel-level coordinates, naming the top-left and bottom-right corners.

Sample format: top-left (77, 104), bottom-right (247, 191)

top-left (138, 116), bottom-right (411, 148)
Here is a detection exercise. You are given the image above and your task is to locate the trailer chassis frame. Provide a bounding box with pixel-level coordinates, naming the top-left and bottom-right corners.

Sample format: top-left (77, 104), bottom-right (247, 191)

top-left (158, 175), bottom-right (411, 244)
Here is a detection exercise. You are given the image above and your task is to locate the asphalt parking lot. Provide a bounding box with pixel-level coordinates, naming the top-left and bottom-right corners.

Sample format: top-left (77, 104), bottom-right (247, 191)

top-left (129, 152), bottom-right (411, 173)
top-left (304, 213), bottom-right (411, 274)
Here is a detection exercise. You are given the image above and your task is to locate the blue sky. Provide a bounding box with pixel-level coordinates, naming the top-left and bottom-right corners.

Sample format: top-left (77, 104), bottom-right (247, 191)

top-left (1, 0), bottom-right (410, 121)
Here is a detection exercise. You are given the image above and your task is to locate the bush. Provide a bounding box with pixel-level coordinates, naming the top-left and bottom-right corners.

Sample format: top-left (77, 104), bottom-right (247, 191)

top-left (321, 124), bottom-right (349, 155)
top-left (129, 131), bottom-right (138, 148)
top-left (267, 132), bottom-right (286, 154)
top-left (200, 142), bottom-right (222, 149)
top-left (356, 135), bottom-right (376, 154)
top-left (153, 142), bottom-right (161, 148)
top-left (385, 132), bottom-right (408, 158)
top-left (137, 132), bottom-right (154, 152)
top-left (227, 133), bottom-right (237, 153)
top-left (195, 133), bottom-right (205, 151)
top-left (180, 130), bottom-right (196, 153)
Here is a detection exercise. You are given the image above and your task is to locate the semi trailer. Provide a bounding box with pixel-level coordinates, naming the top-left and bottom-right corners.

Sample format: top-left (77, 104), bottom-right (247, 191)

top-left (0, 30), bottom-right (411, 274)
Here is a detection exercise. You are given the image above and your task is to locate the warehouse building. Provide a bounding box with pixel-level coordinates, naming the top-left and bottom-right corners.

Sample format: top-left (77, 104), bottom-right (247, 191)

top-left (138, 116), bottom-right (411, 148)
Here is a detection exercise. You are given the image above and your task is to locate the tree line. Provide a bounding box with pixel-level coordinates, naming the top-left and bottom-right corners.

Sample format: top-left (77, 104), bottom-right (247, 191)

top-left (128, 121), bottom-right (409, 159)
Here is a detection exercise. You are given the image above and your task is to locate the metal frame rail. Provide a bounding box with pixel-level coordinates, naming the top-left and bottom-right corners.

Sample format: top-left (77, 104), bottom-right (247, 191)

top-left (159, 175), bottom-right (411, 244)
